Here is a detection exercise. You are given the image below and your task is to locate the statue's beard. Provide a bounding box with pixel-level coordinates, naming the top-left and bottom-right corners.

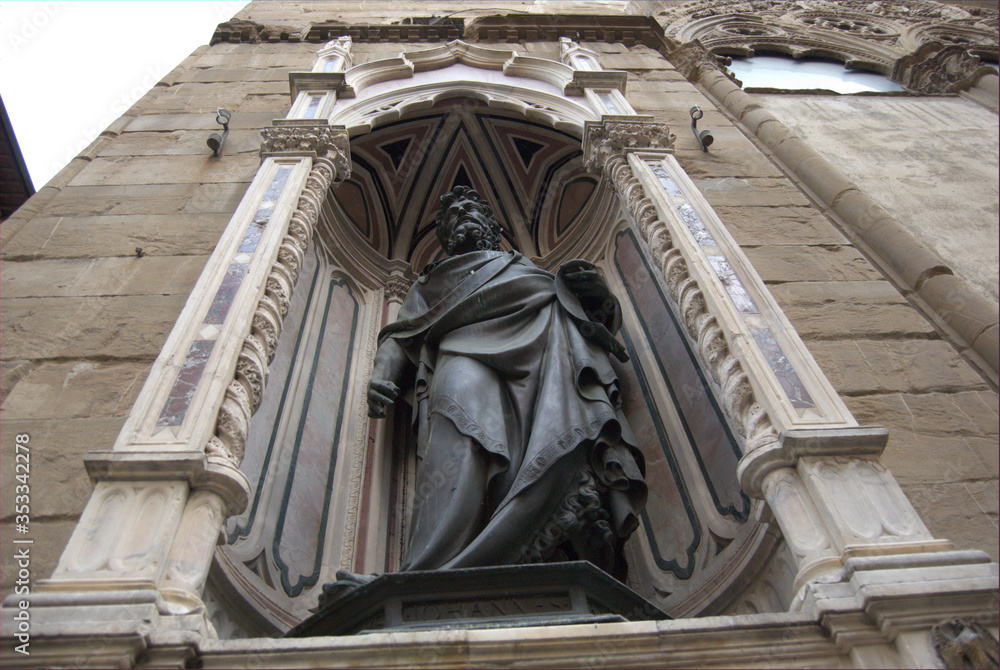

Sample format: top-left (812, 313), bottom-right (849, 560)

top-left (447, 223), bottom-right (494, 254)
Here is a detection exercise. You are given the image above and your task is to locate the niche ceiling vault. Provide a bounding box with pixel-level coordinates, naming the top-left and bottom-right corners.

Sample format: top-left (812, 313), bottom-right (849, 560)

top-left (330, 99), bottom-right (600, 268)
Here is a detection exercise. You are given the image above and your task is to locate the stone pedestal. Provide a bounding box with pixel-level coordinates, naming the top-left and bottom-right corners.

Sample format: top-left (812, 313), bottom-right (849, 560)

top-left (287, 562), bottom-right (669, 637)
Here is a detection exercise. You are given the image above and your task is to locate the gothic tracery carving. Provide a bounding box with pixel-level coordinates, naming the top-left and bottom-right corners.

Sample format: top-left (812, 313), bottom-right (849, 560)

top-left (660, 0), bottom-right (998, 93)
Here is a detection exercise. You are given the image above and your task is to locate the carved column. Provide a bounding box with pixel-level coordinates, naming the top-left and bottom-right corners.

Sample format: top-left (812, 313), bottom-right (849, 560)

top-left (582, 118), bottom-right (993, 621)
top-left (158, 124), bottom-right (352, 615)
top-left (6, 125), bottom-right (352, 651)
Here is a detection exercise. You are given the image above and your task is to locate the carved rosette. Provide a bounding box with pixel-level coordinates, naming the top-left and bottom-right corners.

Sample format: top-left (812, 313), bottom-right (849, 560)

top-left (209, 126), bottom-right (352, 468)
top-left (584, 119), bottom-right (777, 455)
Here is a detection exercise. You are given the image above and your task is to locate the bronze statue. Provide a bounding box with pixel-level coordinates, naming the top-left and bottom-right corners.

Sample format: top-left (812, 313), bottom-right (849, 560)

top-left (368, 186), bottom-right (646, 578)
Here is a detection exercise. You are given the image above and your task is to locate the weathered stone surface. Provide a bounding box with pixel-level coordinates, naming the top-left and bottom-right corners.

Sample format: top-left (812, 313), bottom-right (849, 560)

top-left (715, 206), bottom-right (848, 246)
top-left (43, 184), bottom-right (198, 217)
top-left (624, 66), bottom-right (693, 82)
top-left (161, 80), bottom-right (291, 99)
top-left (69, 154), bottom-right (259, 187)
top-left (882, 434), bottom-right (998, 484)
top-left (0, 418), bottom-right (124, 518)
top-left (846, 392), bottom-right (999, 440)
top-left (754, 94), bottom-right (999, 302)
top-left (745, 246), bottom-right (884, 283)
top-left (629, 91), bottom-right (729, 122)
top-left (148, 90), bottom-right (286, 115)
top-left (184, 183), bottom-right (253, 214)
top-left (1, 256), bottom-right (208, 299)
top-left (694, 178), bottom-right (812, 207)
top-left (0, 520), bottom-right (76, 596)
top-left (581, 41), bottom-right (627, 54)
top-left (807, 340), bottom-right (989, 396)
top-left (124, 111), bottom-right (278, 132)
top-left (0, 362), bottom-right (34, 404)
top-left (0, 361), bottom-right (150, 421)
top-left (236, 94), bottom-right (292, 113)
top-left (672, 129), bottom-right (785, 179)
top-left (177, 67), bottom-right (298, 83)
top-left (904, 482), bottom-right (999, 562)
top-left (192, 52), bottom-right (314, 69)
top-left (96, 130), bottom-right (263, 157)
top-left (627, 75), bottom-right (699, 92)
top-left (1, 214), bottom-right (232, 260)
top-left (598, 47), bottom-right (666, 71)
top-left (2, 295), bottom-right (187, 360)
top-left (918, 273), bottom-right (999, 349)
top-left (768, 281), bottom-right (936, 339)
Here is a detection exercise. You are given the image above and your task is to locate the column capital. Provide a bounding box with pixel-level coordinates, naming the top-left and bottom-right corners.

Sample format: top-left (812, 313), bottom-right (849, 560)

top-left (260, 123), bottom-right (351, 181)
top-left (582, 118), bottom-right (675, 172)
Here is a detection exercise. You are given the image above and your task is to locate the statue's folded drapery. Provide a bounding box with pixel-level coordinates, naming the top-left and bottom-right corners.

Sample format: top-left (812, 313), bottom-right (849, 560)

top-left (380, 249), bottom-right (646, 574)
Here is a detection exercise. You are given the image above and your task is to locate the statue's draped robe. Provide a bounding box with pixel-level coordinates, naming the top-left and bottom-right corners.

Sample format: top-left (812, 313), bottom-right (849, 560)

top-left (380, 250), bottom-right (646, 570)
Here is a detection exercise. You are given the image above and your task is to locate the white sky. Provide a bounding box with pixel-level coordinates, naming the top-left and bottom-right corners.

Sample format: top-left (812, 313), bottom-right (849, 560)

top-left (1, 0), bottom-right (250, 189)
top-left (727, 56), bottom-right (905, 94)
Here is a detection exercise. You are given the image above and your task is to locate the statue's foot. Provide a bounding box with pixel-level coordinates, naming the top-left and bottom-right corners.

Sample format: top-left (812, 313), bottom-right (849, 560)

top-left (313, 570), bottom-right (378, 611)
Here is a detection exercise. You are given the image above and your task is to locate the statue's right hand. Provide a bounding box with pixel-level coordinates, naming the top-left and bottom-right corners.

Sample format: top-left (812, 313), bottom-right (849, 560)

top-left (367, 380), bottom-right (400, 418)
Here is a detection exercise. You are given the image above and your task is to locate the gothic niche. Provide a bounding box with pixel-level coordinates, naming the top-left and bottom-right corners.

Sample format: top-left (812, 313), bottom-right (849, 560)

top-left (210, 97), bottom-right (776, 636)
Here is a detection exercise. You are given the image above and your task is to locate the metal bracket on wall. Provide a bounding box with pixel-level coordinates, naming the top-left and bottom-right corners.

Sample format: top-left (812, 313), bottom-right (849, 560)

top-left (208, 108), bottom-right (231, 157)
top-left (690, 106), bottom-right (714, 152)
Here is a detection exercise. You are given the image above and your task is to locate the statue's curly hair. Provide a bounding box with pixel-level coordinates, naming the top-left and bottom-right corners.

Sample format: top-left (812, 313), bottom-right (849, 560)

top-left (435, 186), bottom-right (502, 253)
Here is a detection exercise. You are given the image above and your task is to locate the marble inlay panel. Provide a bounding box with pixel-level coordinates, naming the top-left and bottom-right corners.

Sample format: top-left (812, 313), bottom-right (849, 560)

top-left (675, 203), bottom-right (717, 247)
top-left (272, 278), bottom-right (359, 596)
top-left (708, 256), bottom-right (758, 315)
top-left (156, 339), bottom-right (216, 428)
top-left (151, 164), bottom-right (294, 433)
top-left (646, 158), bottom-right (821, 419)
top-left (617, 329), bottom-right (699, 579)
top-left (615, 229), bottom-right (749, 522)
top-left (253, 167), bottom-right (291, 225)
top-left (750, 325), bottom-right (816, 411)
top-left (204, 263), bottom-right (249, 326)
top-left (650, 164), bottom-right (683, 197)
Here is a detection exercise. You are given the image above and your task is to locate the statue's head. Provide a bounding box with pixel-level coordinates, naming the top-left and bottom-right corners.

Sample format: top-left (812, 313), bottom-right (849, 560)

top-left (435, 186), bottom-right (502, 256)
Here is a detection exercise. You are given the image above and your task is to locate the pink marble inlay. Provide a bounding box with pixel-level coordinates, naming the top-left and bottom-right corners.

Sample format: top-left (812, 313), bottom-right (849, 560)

top-left (750, 327), bottom-right (816, 410)
top-left (156, 339), bottom-right (216, 427)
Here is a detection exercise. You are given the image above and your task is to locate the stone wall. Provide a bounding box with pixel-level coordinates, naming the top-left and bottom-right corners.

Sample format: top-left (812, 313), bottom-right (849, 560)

top-left (751, 93), bottom-right (999, 303)
top-left (0, 0), bottom-right (997, 606)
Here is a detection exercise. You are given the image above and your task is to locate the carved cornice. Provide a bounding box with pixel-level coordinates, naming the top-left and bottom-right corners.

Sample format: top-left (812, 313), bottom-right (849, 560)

top-left (212, 18), bottom-right (463, 45)
top-left (659, 0), bottom-right (998, 89)
top-left (469, 15), bottom-right (672, 49)
top-left (209, 128), bottom-right (351, 469)
top-left (583, 125), bottom-right (776, 454)
top-left (893, 42), bottom-right (999, 94)
top-left (212, 15), bottom-right (672, 49)
top-left (582, 119), bottom-right (676, 174)
top-left (211, 19), bottom-right (310, 45)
